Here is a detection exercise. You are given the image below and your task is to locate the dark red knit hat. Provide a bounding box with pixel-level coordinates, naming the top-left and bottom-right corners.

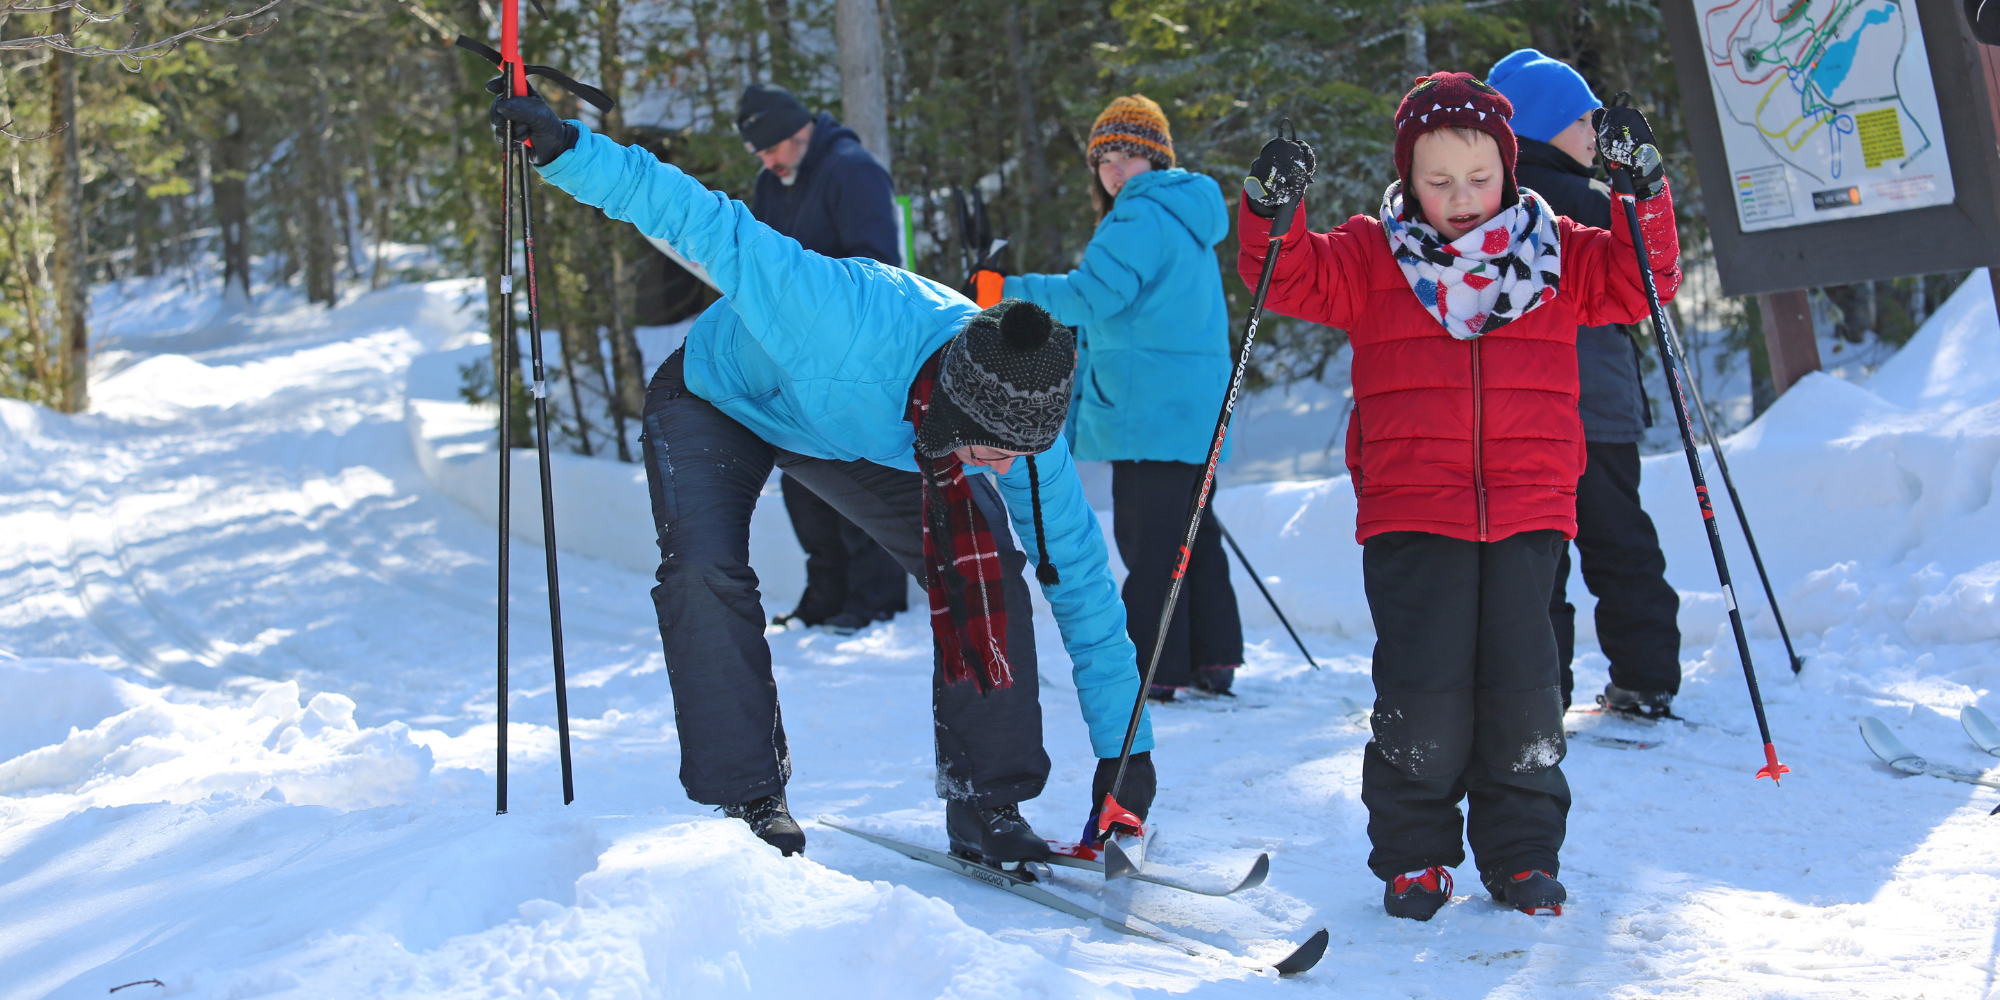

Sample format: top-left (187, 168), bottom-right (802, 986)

top-left (1392, 72), bottom-right (1519, 218)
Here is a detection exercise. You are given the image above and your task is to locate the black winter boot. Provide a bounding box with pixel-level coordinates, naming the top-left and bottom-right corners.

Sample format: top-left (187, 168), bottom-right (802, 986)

top-left (1193, 665), bottom-right (1237, 696)
top-left (722, 792), bottom-right (806, 857)
top-left (1600, 683), bottom-right (1673, 720)
top-left (946, 800), bottom-right (1052, 867)
top-left (1383, 866), bottom-right (1453, 921)
top-left (1485, 869), bottom-right (1565, 915)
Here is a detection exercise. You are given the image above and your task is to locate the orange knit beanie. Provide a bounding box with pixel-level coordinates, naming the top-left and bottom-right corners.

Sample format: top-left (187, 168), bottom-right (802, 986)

top-left (1087, 95), bottom-right (1174, 170)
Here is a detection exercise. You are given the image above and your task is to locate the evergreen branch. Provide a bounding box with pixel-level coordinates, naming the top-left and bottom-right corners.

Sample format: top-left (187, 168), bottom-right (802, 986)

top-left (0, 0), bottom-right (283, 57)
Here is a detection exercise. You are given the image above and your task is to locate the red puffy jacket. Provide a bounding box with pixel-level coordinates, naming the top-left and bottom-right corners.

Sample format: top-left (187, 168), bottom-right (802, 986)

top-left (1237, 189), bottom-right (1680, 544)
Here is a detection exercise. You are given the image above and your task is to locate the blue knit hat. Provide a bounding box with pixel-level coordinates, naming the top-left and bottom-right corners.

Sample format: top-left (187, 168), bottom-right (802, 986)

top-left (1486, 49), bottom-right (1601, 144)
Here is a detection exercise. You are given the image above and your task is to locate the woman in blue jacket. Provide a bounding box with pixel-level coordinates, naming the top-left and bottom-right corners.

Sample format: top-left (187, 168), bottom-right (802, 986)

top-left (490, 92), bottom-right (1154, 862)
top-left (973, 95), bottom-right (1243, 701)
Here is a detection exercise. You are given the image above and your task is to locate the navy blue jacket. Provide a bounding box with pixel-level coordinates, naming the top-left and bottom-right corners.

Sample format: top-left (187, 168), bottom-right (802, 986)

top-left (1516, 137), bottom-right (1652, 444)
top-left (750, 112), bottom-right (900, 267)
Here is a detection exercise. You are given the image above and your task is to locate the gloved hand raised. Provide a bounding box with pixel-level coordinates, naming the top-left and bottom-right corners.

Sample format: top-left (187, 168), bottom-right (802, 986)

top-left (488, 80), bottom-right (577, 168)
top-left (1592, 103), bottom-right (1665, 200)
top-left (1243, 134), bottom-right (1316, 219)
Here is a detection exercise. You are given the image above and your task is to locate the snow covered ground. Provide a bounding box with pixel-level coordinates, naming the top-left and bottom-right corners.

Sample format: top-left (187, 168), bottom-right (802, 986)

top-left (3, 269), bottom-right (2000, 998)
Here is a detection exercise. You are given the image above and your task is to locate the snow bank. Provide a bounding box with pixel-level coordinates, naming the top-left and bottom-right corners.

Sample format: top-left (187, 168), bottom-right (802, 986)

top-left (0, 661), bottom-right (441, 811)
top-left (404, 343), bottom-right (810, 612)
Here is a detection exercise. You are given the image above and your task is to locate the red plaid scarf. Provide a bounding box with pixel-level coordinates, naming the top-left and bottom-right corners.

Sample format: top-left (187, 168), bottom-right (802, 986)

top-left (907, 348), bottom-right (1014, 692)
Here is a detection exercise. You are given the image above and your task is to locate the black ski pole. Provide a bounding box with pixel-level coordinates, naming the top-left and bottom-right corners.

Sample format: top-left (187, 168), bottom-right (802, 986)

top-left (1604, 104), bottom-right (1787, 783)
top-left (1212, 516), bottom-right (1317, 669)
top-left (1654, 315), bottom-right (1805, 674)
top-left (1095, 122), bottom-right (1305, 873)
top-left (495, 100), bottom-right (516, 817)
top-left (514, 134), bottom-right (576, 805)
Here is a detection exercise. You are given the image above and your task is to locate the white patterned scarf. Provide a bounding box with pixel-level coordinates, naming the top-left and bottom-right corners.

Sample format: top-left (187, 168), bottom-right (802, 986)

top-left (1379, 184), bottom-right (1563, 340)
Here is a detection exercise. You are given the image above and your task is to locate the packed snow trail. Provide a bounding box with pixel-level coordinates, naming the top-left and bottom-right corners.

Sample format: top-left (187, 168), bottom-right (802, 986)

top-left (2, 275), bottom-right (1999, 997)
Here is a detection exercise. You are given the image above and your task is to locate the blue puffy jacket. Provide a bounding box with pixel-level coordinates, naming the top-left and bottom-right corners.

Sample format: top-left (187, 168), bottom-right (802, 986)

top-left (1003, 169), bottom-right (1233, 465)
top-left (539, 123), bottom-right (1152, 757)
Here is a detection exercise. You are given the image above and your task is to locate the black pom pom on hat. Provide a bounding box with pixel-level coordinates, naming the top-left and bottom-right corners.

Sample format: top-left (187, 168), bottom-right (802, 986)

top-left (1000, 301), bottom-right (1054, 353)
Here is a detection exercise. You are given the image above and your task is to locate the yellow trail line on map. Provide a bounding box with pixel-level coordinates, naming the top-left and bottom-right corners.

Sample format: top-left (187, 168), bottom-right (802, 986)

top-left (1752, 70), bottom-right (1830, 151)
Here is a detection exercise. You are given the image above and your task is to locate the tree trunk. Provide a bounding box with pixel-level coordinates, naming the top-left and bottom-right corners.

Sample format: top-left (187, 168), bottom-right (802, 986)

top-left (1004, 2), bottom-right (1048, 264)
top-left (301, 98), bottom-right (338, 307)
top-left (764, 0), bottom-right (796, 89)
top-left (835, 0), bottom-right (891, 168)
top-left (599, 0), bottom-right (645, 458)
top-left (216, 109), bottom-right (253, 306)
top-left (49, 8), bottom-right (88, 413)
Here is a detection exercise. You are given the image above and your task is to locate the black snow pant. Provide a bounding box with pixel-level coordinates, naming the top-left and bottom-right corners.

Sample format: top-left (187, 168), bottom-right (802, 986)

top-left (1111, 460), bottom-right (1243, 689)
top-left (1548, 441), bottom-right (1682, 707)
top-left (779, 474), bottom-right (909, 624)
top-left (1360, 529), bottom-right (1571, 888)
top-left (640, 350), bottom-right (1050, 808)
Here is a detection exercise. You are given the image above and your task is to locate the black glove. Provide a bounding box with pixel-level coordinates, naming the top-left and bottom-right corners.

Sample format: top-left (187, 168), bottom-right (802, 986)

top-left (1592, 104), bottom-right (1664, 200)
top-left (1086, 752), bottom-right (1155, 841)
top-left (1243, 135), bottom-right (1316, 219)
top-left (488, 81), bottom-right (577, 168)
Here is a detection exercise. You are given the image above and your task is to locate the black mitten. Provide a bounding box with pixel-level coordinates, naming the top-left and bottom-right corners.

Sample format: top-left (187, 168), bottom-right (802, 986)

top-left (1592, 105), bottom-right (1664, 199)
top-left (488, 85), bottom-right (577, 167)
top-left (1243, 135), bottom-right (1317, 219)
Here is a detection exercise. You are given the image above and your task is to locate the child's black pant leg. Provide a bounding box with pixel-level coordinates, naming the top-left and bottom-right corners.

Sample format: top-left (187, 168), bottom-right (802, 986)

top-left (1468, 529), bottom-right (1571, 886)
top-left (1359, 531), bottom-right (1481, 879)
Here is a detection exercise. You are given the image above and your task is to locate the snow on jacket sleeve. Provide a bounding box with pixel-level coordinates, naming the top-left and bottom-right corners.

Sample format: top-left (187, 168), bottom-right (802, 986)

top-left (1562, 181), bottom-right (1682, 328)
top-left (990, 441), bottom-right (1153, 759)
top-left (1001, 210), bottom-right (1163, 328)
top-left (539, 123), bottom-right (897, 379)
top-left (1234, 195), bottom-right (1375, 330)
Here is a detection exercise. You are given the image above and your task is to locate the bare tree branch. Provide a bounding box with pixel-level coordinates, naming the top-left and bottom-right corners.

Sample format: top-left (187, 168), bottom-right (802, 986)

top-left (0, 0), bottom-right (283, 58)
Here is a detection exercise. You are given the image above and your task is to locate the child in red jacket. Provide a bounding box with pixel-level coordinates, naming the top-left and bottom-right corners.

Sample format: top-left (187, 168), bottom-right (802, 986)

top-left (1237, 73), bottom-right (1680, 921)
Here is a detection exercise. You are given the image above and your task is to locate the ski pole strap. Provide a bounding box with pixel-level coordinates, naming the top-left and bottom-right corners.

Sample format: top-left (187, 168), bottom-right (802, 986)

top-left (455, 36), bottom-right (616, 111)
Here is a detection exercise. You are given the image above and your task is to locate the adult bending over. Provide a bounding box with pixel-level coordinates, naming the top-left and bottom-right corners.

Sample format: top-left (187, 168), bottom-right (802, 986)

top-left (489, 91), bottom-right (1156, 862)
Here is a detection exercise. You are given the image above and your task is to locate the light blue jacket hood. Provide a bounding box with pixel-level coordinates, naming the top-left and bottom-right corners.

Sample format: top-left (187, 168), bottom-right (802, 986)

top-left (538, 123), bottom-right (1151, 757)
top-left (1004, 168), bottom-right (1234, 465)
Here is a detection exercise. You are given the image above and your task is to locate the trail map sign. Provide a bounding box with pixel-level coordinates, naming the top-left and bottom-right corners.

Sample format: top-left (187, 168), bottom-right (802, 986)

top-left (1665, 0), bottom-right (2000, 295)
top-left (1698, 0), bottom-right (1955, 231)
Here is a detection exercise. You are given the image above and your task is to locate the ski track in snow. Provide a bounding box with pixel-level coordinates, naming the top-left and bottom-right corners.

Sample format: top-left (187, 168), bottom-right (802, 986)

top-left (2, 274), bottom-right (2000, 998)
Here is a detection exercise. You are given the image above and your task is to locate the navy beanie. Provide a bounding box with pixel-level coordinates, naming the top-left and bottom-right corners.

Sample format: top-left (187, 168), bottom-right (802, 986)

top-left (1487, 49), bottom-right (1601, 144)
top-left (736, 83), bottom-right (813, 151)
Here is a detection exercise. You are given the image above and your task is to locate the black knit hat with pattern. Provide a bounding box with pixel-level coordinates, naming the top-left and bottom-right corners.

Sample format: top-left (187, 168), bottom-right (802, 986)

top-left (915, 300), bottom-right (1075, 460)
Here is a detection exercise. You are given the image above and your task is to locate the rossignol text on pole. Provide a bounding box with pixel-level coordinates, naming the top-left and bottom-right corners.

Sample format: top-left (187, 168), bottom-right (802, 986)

top-left (1603, 94), bottom-right (1787, 783)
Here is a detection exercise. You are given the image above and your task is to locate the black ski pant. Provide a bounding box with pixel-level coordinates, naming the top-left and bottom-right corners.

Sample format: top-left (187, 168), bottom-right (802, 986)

top-left (640, 351), bottom-right (1049, 808)
top-left (779, 474), bottom-right (909, 624)
top-left (1548, 441), bottom-right (1682, 706)
top-left (1360, 529), bottom-right (1571, 887)
top-left (1111, 460), bottom-right (1243, 689)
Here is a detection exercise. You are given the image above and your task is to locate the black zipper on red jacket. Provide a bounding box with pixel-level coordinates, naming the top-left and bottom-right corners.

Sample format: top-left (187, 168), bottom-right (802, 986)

top-left (1471, 338), bottom-right (1489, 540)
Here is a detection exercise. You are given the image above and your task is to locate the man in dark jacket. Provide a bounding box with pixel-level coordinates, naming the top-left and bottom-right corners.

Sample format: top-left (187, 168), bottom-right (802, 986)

top-left (1490, 50), bottom-right (1683, 716)
top-left (737, 83), bottom-right (909, 632)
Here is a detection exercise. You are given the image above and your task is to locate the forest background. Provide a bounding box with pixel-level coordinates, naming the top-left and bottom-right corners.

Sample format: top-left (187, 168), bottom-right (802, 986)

top-left (0, 0), bottom-right (1969, 455)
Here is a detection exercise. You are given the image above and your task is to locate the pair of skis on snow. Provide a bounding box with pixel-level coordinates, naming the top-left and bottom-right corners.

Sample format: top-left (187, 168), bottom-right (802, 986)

top-left (821, 820), bottom-right (1328, 976)
top-left (1861, 707), bottom-right (2000, 799)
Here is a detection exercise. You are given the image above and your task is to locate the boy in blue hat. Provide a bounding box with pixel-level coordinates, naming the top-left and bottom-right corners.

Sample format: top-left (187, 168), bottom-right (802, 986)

top-left (1488, 49), bottom-right (1684, 720)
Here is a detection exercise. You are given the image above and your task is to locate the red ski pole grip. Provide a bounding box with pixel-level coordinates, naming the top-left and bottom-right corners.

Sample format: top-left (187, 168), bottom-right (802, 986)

top-left (1756, 743), bottom-right (1790, 783)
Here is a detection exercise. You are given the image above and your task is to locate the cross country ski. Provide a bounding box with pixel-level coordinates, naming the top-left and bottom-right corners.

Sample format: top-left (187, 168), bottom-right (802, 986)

top-left (1861, 716), bottom-right (2000, 790)
top-left (820, 819), bottom-right (1329, 975)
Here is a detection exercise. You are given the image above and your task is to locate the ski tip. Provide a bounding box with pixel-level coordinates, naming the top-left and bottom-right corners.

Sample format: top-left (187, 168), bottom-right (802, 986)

top-left (1756, 743), bottom-right (1791, 783)
top-left (1235, 852), bottom-right (1271, 893)
top-left (1272, 928), bottom-right (1330, 976)
top-left (1102, 837), bottom-right (1139, 882)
